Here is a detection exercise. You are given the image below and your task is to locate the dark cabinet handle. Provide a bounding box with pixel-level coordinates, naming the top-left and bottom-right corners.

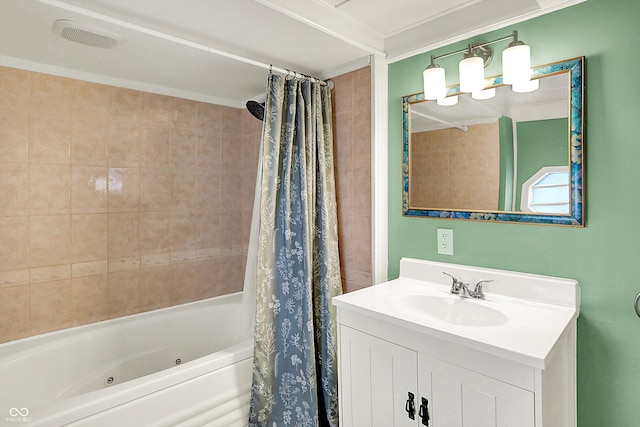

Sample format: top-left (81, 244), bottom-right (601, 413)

top-left (405, 392), bottom-right (416, 420)
top-left (419, 397), bottom-right (430, 426)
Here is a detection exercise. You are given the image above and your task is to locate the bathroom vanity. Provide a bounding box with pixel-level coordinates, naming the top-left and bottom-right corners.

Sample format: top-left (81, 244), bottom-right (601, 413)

top-left (333, 258), bottom-right (579, 427)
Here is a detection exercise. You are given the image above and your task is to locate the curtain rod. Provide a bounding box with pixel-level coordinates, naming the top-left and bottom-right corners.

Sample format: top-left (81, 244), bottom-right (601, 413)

top-left (411, 109), bottom-right (468, 132)
top-left (37, 0), bottom-right (331, 87)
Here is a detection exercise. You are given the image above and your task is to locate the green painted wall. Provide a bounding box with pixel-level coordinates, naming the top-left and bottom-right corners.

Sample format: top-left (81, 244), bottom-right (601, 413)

top-left (387, 0), bottom-right (640, 425)
top-left (516, 118), bottom-right (569, 208)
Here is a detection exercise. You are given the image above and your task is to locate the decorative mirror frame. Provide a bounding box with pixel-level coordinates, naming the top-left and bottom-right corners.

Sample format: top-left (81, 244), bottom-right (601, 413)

top-left (402, 56), bottom-right (585, 226)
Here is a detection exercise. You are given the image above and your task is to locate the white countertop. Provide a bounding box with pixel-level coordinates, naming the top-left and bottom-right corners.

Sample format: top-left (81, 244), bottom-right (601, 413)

top-left (332, 258), bottom-right (579, 369)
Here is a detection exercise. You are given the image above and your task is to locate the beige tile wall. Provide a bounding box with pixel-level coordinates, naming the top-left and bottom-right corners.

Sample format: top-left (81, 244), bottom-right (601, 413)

top-left (0, 63), bottom-right (368, 342)
top-left (332, 67), bottom-right (372, 293)
top-left (410, 122), bottom-right (500, 210)
top-left (0, 66), bottom-right (260, 343)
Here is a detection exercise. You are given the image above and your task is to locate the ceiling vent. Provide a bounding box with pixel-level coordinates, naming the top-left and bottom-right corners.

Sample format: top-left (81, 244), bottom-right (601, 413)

top-left (53, 19), bottom-right (123, 49)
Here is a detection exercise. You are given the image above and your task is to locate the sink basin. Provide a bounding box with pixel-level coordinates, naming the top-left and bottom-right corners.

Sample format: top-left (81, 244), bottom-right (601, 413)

top-left (392, 294), bottom-right (509, 327)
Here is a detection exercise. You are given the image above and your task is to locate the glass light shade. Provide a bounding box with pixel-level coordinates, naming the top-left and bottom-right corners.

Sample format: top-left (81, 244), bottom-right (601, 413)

top-left (437, 95), bottom-right (458, 106)
top-left (472, 88), bottom-right (496, 100)
top-left (512, 79), bottom-right (539, 93)
top-left (502, 43), bottom-right (531, 84)
top-left (423, 66), bottom-right (446, 100)
top-left (459, 56), bottom-right (485, 93)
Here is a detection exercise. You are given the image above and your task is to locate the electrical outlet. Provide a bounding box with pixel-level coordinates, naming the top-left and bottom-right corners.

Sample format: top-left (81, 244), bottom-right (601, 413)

top-left (437, 228), bottom-right (454, 255)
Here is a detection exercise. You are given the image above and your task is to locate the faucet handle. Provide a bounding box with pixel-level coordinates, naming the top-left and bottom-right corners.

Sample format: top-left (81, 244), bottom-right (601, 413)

top-left (443, 271), bottom-right (462, 294)
top-left (443, 271), bottom-right (457, 281)
top-left (473, 280), bottom-right (493, 299)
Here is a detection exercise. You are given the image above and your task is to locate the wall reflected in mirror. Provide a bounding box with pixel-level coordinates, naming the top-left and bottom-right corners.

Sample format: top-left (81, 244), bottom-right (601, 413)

top-left (410, 73), bottom-right (568, 213)
top-left (401, 57), bottom-right (584, 226)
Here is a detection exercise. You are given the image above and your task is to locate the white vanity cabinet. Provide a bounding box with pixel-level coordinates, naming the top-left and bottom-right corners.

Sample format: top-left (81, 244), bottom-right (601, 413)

top-left (338, 321), bottom-right (535, 427)
top-left (419, 353), bottom-right (534, 427)
top-left (333, 258), bottom-right (579, 427)
top-left (339, 326), bottom-right (418, 426)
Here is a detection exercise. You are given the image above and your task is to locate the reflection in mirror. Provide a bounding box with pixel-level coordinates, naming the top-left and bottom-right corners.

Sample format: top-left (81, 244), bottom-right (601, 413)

top-left (410, 73), bottom-right (568, 212)
top-left (402, 57), bottom-right (584, 226)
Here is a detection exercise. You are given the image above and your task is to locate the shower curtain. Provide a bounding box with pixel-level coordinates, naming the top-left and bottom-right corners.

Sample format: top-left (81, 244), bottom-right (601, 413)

top-left (248, 74), bottom-right (342, 427)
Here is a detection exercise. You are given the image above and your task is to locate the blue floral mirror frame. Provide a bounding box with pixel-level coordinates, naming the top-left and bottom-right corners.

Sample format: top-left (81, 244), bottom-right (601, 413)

top-left (401, 56), bottom-right (585, 226)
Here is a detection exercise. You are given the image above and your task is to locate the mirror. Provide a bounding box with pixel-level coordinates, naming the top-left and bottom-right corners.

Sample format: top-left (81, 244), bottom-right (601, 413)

top-left (402, 57), bottom-right (584, 226)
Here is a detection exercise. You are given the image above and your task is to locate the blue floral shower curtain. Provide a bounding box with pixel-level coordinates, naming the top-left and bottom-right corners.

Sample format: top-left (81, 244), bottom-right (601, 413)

top-left (248, 74), bottom-right (342, 427)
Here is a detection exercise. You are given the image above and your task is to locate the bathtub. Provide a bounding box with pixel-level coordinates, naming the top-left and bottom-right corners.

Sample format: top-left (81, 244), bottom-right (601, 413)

top-left (0, 292), bottom-right (254, 427)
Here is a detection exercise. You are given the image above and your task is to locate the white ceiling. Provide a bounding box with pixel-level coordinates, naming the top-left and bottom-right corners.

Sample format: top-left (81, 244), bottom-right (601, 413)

top-left (0, 0), bottom-right (585, 108)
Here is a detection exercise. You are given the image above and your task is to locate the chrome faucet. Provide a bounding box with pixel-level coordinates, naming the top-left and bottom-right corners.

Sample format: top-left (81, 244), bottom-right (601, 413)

top-left (472, 280), bottom-right (493, 300)
top-left (458, 282), bottom-right (473, 298)
top-left (443, 272), bottom-right (493, 300)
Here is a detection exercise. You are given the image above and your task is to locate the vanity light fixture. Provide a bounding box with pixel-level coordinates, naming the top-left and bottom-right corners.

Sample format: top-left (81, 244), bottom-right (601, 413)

top-left (423, 56), bottom-right (447, 100)
top-left (459, 45), bottom-right (485, 93)
top-left (423, 30), bottom-right (533, 99)
top-left (502, 31), bottom-right (531, 84)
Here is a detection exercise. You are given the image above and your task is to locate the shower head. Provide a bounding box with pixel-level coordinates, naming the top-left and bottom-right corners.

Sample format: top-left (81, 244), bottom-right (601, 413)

top-left (246, 100), bottom-right (265, 121)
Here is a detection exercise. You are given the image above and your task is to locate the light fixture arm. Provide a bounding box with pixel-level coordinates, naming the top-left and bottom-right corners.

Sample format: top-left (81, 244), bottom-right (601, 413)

top-left (431, 32), bottom-right (517, 62)
top-left (464, 43), bottom-right (473, 59)
top-left (507, 30), bottom-right (525, 48)
top-left (426, 55), bottom-right (438, 69)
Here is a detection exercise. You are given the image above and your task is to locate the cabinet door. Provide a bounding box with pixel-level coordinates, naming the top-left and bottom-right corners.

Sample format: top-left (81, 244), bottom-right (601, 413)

top-left (339, 326), bottom-right (418, 427)
top-left (419, 354), bottom-right (535, 427)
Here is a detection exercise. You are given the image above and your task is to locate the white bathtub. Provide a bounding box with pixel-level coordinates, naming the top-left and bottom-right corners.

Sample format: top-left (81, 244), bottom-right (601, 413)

top-left (0, 292), bottom-right (254, 427)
